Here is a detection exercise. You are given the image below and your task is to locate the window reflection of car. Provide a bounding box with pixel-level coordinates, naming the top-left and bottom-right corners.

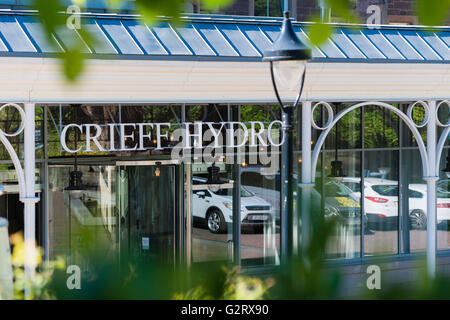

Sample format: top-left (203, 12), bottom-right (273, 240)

top-left (413, 182), bottom-right (450, 229)
top-left (192, 177), bottom-right (275, 234)
top-left (341, 177), bottom-right (400, 227)
top-left (314, 179), bottom-right (366, 227)
top-left (240, 168), bottom-right (365, 227)
top-left (341, 177), bottom-right (450, 230)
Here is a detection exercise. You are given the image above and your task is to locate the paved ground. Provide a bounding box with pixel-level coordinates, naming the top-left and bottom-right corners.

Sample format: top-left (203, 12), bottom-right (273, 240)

top-left (192, 224), bottom-right (450, 262)
top-left (192, 226), bottom-right (281, 262)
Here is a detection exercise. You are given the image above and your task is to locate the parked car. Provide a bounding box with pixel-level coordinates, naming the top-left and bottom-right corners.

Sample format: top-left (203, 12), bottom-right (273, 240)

top-left (192, 176), bottom-right (275, 234)
top-left (240, 168), bottom-right (366, 228)
top-left (314, 178), bottom-right (367, 227)
top-left (340, 177), bottom-right (450, 230)
top-left (411, 183), bottom-right (450, 229)
top-left (341, 177), bottom-right (399, 227)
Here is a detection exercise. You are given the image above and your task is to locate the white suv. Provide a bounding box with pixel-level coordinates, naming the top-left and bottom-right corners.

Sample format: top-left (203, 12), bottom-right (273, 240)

top-left (192, 176), bottom-right (275, 233)
top-left (341, 177), bottom-right (450, 230)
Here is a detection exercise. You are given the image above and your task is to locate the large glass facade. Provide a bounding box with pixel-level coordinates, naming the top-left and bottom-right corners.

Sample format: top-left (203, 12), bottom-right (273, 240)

top-left (1, 102), bottom-right (447, 271)
top-left (303, 102), bottom-right (450, 259)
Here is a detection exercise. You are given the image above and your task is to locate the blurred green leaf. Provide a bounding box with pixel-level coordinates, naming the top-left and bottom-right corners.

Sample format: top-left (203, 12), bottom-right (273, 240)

top-left (308, 22), bottom-right (333, 47)
top-left (416, 0), bottom-right (450, 26)
top-left (32, 0), bottom-right (65, 36)
top-left (60, 49), bottom-right (84, 82)
top-left (33, 0), bottom-right (86, 81)
top-left (201, 0), bottom-right (235, 10)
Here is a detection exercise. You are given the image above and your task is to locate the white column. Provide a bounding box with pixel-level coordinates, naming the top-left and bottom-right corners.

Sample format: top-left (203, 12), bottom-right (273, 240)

top-left (23, 103), bottom-right (38, 293)
top-left (426, 100), bottom-right (437, 278)
top-left (300, 102), bottom-right (312, 254)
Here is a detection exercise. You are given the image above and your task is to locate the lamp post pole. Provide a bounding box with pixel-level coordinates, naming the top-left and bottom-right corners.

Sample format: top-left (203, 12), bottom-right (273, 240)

top-left (263, 11), bottom-right (311, 263)
top-left (281, 105), bottom-right (295, 262)
top-left (300, 102), bottom-right (312, 255)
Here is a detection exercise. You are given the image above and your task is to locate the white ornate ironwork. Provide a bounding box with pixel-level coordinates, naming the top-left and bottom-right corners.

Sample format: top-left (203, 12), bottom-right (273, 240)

top-left (435, 100), bottom-right (450, 177)
top-left (0, 103), bottom-right (26, 199)
top-left (304, 100), bottom-right (450, 279)
top-left (406, 100), bottom-right (430, 128)
top-left (311, 101), bottom-right (334, 130)
top-left (310, 101), bottom-right (434, 181)
top-left (0, 103), bottom-right (37, 297)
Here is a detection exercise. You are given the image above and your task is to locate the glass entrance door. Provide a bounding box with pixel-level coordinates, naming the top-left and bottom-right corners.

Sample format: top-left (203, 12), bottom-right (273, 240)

top-left (118, 164), bottom-right (176, 262)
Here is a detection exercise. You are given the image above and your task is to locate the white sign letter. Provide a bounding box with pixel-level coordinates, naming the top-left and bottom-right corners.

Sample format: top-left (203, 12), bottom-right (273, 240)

top-left (85, 124), bottom-right (105, 152)
top-left (155, 123), bottom-right (171, 150)
top-left (119, 124), bottom-right (137, 151)
top-left (137, 123), bottom-right (154, 151)
top-left (61, 124), bottom-right (83, 153)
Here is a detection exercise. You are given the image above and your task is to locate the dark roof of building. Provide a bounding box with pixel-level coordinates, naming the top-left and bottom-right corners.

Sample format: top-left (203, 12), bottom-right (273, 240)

top-left (0, 10), bottom-right (449, 63)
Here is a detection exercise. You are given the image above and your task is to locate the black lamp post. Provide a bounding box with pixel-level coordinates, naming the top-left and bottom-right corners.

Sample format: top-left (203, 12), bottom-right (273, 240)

top-left (263, 11), bottom-right (311, 262)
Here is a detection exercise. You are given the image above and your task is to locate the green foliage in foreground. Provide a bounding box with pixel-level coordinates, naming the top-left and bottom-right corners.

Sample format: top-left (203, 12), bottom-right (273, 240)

top-left (7, 201), bottom-right (450, 300)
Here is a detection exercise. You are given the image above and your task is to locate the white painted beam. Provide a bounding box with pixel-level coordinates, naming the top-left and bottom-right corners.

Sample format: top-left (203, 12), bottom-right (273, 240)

top-left (0, 57), bottom-right (448, 103)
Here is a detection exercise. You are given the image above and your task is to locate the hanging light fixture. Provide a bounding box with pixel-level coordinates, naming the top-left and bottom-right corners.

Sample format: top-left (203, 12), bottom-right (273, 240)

top-left (328, 103), bottom-right (346, 179)
top-left (155, 162), bottom-right (161, 177)
top-left (206, 163), bottom-right (222, 193)
top-left (64, 106), bottom-right (86, 196)
top-left (328, 159), bottom-right (345, 179)
top-left (207, 163), bottom-right (221, 184)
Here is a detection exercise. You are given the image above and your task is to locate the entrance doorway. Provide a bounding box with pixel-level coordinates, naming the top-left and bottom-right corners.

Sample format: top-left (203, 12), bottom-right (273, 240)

top-left (117, 162), bottom-right (177, 262)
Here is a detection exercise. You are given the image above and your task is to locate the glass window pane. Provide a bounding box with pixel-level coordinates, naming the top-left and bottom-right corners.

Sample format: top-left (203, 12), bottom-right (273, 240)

top-left (438, 148), bottom-right (450, 251)
top-left (48, 165), bottom-right (118, 266)
top-left (240, 105), bottom-right (281, 266)
top-left (191, 162), bottom-right (234, 263)
top-left (364, 150), bottom-right (399, 255)
top-left (364, 106), bottom-right (399, 148)
top-left (320, 151), bottom-right (362, 259)
top-left (240, 165), bottom-right (280, 266)
top-left (400, 148), bottom-right (427, 253)
top-left (0, 163), bottom-right (43, 243)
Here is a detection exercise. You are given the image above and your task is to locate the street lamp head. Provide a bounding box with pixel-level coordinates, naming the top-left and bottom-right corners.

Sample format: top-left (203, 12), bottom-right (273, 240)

top-left (263, 11), bottom-right (311, 106)
top-left (263, 12), bottom-right (312, 63)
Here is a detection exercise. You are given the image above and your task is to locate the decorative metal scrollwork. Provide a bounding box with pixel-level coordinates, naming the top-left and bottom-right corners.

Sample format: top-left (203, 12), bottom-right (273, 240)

top-left (0, 103), bottom-right (26, 198)
top-left (407, 100), bottom-right (430, 128)
top-left (310, 101), bottom-right (430, 181)
top-left (436, 100), bottom-right (450, 128)
top-left (311, 101), bottom-right (334, 130)
top-left (0, 103), bottom-right (26, 137)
